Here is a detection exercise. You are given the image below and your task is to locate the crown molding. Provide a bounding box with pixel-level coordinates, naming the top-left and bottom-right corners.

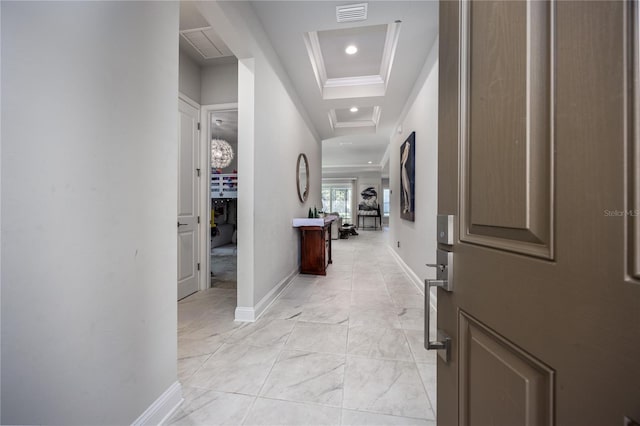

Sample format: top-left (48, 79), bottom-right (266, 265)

top-left (380, 144), bottom-right (391, 168)
top-left (324, 75), bottom-right (384, 88)
top-left (322, 163), bottom-right (383, 172)
top-left (380, 21), bottom-right (402, 88)
top-left (303, 31), bottom-right (327, 95)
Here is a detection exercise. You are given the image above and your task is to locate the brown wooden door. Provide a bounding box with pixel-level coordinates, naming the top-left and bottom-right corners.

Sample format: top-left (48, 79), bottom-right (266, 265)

top-left (436, 1), bottom-right (640, 425)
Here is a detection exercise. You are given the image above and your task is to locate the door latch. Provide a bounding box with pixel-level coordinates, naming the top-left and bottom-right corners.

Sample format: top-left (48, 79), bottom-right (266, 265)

top-left (437, 214), bottom-right (455, 245)
top-left (425, 248), bottom-right (454, 362)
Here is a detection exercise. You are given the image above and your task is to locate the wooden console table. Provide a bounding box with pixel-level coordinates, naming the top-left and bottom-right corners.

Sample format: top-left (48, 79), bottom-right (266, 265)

top-left (293, 217), bottom-right (335, 275)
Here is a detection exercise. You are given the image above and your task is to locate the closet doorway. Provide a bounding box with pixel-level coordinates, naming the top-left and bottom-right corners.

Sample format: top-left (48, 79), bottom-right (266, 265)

top-left (202, 105), bottom-right (239, 293)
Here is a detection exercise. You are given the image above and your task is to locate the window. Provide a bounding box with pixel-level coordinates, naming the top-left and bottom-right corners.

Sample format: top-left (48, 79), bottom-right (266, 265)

top-left (321, 185), bottom-right (352, 222)
top-left (383, 188), bottom-right (390, 217)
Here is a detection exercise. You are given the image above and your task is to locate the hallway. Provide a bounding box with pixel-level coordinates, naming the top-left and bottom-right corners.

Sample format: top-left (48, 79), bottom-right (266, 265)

top-left (172, 229), bottom-right (436, 425)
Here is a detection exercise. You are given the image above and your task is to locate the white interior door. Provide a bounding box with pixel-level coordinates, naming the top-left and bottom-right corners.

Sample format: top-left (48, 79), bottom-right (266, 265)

top-left (178, 98), bottom-right (200, 300)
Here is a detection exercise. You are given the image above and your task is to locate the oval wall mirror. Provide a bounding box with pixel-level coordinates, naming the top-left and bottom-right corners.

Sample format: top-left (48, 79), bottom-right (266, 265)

top-left (297, 153), bottom-right (309, 203)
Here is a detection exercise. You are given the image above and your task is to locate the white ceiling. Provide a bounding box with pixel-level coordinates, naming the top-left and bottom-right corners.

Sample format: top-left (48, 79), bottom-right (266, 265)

top-left (210, 110), bottom-right (238, 144)
top-left (318, 25), bottom-right (386, 79)
top-left (249, 1), bottom-right (438, 170)
top-left (179, 1), bottom-right (236, 66)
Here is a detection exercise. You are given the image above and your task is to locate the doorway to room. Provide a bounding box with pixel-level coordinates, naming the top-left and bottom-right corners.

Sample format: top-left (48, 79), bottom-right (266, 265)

top-left (207, 108), bottom-right (238, 292)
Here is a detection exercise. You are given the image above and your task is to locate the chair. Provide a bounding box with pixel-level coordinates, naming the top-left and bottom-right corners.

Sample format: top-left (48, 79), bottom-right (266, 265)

top-left (329, 212), bottom-right (343, 240)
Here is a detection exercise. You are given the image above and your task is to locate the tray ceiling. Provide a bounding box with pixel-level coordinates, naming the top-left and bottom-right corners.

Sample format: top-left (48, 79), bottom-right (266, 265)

top-left (245, 2), bottom-right (437, 168)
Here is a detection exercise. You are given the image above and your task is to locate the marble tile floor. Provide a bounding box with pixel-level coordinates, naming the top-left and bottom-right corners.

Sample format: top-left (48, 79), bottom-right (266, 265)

top-left (171, 229), bottom-right (437, 426)
top-left (211, 252), bottom-right (237, 289)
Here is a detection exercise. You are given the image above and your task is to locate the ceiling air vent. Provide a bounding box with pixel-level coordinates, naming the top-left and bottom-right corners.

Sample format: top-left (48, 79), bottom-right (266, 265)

top-left (180, 28), bottom-right (233, 60)
top-left (336, 3), bottom-right (368, 23)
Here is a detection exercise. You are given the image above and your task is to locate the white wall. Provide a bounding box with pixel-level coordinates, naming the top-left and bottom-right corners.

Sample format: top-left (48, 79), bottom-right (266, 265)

top-left (201, 62), bottom-right (238, 105)
top-left (1, 2), bottom-right (179, 424)
top-left (194, 1), bottom-right (321, 317)
top-left (236, 59), bottom-right (255, 310)
top-left (179, 50), bottom-right (202, 104)
top-left (201, 63), bottom-right (239, 173)
top-left (252, 53), bottom-right (321, 304)
top-left (389, 39), bottom-right (439, 282)
top-left (180, 55), bottom-right (239, 173)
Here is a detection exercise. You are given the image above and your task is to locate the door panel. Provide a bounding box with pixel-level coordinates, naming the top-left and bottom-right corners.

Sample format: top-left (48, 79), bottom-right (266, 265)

top-left (462, 0), bottom-right (554, 258)
top-left (178, 98), bottom-right (200, 300)
top-left (437, 1), bottom-right (640, 425)
top-left (459, 312), bottom-right (554, 426)
top-left (178, 229), bottom-right (196, 284)
top-left (469, 0), bottom-right (528, 229)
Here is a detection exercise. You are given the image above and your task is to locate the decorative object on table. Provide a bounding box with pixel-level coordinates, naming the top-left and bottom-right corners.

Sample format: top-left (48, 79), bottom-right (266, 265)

top-left (308, 207), bottom-right (313, 218)
top-left (297, 153), bottom-right (309, 202)
top-left (400, 131), bottom-right (416, 221)
top-left (358, 185), bottom-right (379, 213)
top-left (210, 120), bottom-right (234, 168)
top-left (313, 206), bottom-right (318, 218)
top-left (357, 184), bottom-right (381, 229)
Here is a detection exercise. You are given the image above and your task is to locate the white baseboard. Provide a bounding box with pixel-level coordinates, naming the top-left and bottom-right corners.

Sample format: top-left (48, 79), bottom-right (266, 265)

top-left (234, 306), bottom-right (256, 322)
top-left (387, 246), bottom-right (438, 312)
top-left (255, 267), bottom-right (298, 319)
top-left (132, 381), bottom-right (183, 426)
top-left (234, 267), bottom-right (298, 322)
top-left (387, 246), bottom-right (425, 294)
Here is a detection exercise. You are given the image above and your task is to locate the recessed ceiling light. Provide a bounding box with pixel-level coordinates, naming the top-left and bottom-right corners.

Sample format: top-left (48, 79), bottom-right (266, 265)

top-left (345, 45), bottom-right (358, 55)
top-left (368, 161), bottom-right (373, 164)
top-left (350, 107), bottom-right (358, 113)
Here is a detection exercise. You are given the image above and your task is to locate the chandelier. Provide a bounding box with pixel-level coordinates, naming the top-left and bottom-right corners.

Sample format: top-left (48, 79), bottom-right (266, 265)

top-left (210, 119), bottom-right (234, 168)
top-left (211, 138), bottom-right (234, 168)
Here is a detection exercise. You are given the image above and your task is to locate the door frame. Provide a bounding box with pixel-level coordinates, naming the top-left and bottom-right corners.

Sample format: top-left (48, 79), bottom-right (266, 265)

top-left (200, 102), bottom-right (239, 292)
top-left (178, 92), bottom-right (202, 297)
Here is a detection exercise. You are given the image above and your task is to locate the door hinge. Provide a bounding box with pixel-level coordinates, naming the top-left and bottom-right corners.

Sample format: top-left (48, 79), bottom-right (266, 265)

top-left (197, 122), bottom-right (201, 131)
top-left (196, 168), bottom-right (201, 177)
top-left (197, 262), bottom-right (200, 271)
top-left (197, 216), bottom-right (200, 224)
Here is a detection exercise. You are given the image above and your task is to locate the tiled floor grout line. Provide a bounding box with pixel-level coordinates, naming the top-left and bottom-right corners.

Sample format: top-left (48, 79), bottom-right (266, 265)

top-left (242, 393), bottom-right (437, 424)
top-left (252, 338), bottom-right (289, 405)
top-left (238, 395), bottom-right (259, 425)
top-left (340, 275), bottom-right (354, 416)
top-left (180, 352), bottom-right (215, 384)
top-left (403, 326), bottom-right (437, 417)
top-left (251, 394), bottom-right (338, 408)
top-left (384, 245), bottom-right (437, 420)
top-left (343, 406), bottom-right (435, 422)
top-left (387, 243), bottom-right (437, 418)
